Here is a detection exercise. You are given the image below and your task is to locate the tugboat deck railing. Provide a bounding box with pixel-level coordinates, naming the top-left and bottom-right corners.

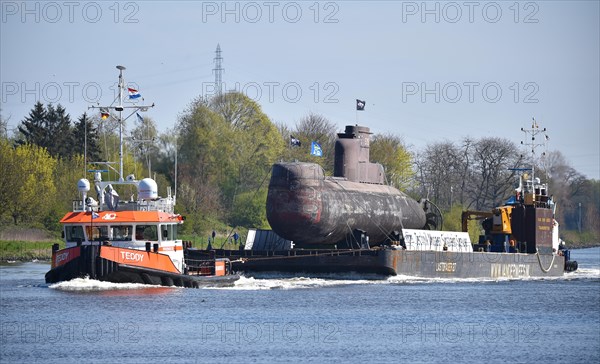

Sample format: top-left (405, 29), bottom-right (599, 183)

top-left (72, 198), bottom-right (175, 214)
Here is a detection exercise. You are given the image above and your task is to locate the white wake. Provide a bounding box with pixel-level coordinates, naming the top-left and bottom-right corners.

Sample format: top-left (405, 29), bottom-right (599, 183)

top-left (49, 277), bottom-right (166, 291)
top-left (218, 267), bottom-right (600, 290)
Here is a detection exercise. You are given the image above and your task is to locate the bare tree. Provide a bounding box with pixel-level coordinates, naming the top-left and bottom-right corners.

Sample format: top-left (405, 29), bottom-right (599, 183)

top-left (414, 137), bottom-right (521, 211)
top-left (129, 116), bottom-right (160, 176)
top-left (292, 113), bottom-right (338, 173)
top-left (210, 92), bottom-right (257, 129)
top-left (467, 137), bottom-right (522, 210)
top-left (414, 140), bottom-right (464, 209)
top-left (543, 150), bottom-right (587, 228)
top-left (458, 138), bottom-right (474, 207)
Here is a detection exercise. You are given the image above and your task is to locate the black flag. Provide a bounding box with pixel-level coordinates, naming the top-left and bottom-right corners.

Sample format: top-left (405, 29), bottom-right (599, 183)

top-left (290, 135), bottom-right (301, 147)
top-left (356, 99), bottom-right (366, 111)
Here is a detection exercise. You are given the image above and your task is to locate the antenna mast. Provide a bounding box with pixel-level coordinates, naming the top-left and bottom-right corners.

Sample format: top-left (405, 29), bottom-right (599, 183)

top-left (89, 65), bottom-right (154, 181)
top-left (520, 117), bottom-right (549, 183)
top-left (213, 44), bottom-right (224, 96)
top-left (117, 65), bottom-right (125, 181)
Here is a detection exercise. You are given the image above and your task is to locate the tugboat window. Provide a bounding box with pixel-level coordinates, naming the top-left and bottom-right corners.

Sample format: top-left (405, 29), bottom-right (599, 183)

top-left (112, 226), bottom-right (133, 241)
top-left (66, 226), bottom-right (85, 242)
top-left (136, 225), bottom-right (158, 241)
top-left (86, 226), bottom-right (109, 241)
top-left (169, 224), bottom-right (177, 240)
top-left (160, 224), bottom-right (177, 241)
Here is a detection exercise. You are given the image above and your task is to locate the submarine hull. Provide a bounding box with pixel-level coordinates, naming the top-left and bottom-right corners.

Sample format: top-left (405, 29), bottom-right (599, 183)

top-left (266, 162), bottom-right (426, 247)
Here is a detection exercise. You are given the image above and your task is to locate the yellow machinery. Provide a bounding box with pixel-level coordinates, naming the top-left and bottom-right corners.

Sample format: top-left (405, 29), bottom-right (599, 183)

top-left (462, 206), bottom-right (513, 235)
top-left (491, 206), bottom-right (513, 234)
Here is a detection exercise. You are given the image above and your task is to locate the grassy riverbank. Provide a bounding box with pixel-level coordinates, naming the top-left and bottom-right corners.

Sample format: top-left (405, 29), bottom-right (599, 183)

top-left (561, 230), bottom-right (600, 249)
top-left (0, 240), bottom-right (64, 262)
top-left (0, 227), bottom-right (62, 261)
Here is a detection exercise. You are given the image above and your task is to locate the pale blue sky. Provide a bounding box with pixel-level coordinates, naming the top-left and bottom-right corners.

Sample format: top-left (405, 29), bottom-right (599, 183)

top-left (1, 1), bottom-right (598, 179)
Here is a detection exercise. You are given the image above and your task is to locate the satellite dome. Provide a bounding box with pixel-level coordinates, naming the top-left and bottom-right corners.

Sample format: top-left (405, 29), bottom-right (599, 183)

top-left (138, 178), bottom-right (158, 200)
top-left (77, 178), bottom-right (90, 192)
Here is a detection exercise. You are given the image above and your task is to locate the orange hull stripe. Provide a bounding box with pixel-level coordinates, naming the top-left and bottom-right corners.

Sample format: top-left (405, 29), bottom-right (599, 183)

top-left (214, 261), bottom-right (226, 276)
top-left (52, 246), bottom-right (80, 269)
top-left (99, 246), bottom-right (180, 274)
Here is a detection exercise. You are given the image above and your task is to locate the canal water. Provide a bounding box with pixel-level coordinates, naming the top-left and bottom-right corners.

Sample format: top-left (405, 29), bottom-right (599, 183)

top-left (1, 248), bottom-right (599, 363)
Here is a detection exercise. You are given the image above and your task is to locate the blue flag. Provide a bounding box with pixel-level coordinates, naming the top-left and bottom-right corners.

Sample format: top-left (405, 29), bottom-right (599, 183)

top-left (310, 141), bottom-right (322, 157)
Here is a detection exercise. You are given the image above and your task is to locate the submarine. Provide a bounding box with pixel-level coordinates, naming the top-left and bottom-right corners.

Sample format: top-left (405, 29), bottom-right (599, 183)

top-left (266, 125), bottom-right (435, 248)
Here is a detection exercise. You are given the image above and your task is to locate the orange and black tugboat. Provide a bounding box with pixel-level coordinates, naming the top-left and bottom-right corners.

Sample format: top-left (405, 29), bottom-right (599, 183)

top-left (45, 66), bottom-right (238, 288)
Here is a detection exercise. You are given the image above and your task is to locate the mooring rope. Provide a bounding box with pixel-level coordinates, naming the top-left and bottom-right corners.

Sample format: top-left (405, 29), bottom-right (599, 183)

top-left (535, 248), bottom-right (556, 273)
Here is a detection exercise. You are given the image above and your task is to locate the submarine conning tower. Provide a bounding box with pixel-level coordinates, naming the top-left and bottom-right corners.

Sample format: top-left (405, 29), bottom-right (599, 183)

top-left (334, 125), bottom-right (385, 184)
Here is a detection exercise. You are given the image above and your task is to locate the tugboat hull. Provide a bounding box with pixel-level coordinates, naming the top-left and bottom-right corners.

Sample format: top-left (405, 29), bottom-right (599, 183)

top-left (46, 245), bottom-right (239, 288)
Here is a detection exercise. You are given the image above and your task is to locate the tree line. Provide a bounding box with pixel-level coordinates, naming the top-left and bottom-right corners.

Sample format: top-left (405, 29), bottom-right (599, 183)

top-left (412, 138), bottom-right (599, 239)
top-left (0, 94), bottom-right (598, 243)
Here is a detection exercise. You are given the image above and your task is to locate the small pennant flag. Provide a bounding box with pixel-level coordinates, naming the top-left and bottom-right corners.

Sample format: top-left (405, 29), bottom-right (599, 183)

top-left (136, 112), bottom-right (144, 123)
top-left (356, 99), bottom-right (366, 111)
top-left (100, 108), bottom-right (109, 120)
top-left (128, 87), bottom-right (141, 99)
top-left (92, 212), bottom-right (100, 219)
top-left (290, 135), bottom-right (301, 147)
top-left (310, 141), bottom-right (323, 157)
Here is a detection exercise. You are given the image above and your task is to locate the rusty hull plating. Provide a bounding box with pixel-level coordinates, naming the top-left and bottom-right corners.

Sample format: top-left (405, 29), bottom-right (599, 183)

top-left (266, 125), bottom-right (426, 247)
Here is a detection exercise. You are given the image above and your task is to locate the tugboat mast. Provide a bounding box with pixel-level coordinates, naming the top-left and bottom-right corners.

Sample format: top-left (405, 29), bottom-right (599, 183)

top-left (89, 65), bottom-right (154, 182)
top-left (116, 65), bottom-right (125, 181)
